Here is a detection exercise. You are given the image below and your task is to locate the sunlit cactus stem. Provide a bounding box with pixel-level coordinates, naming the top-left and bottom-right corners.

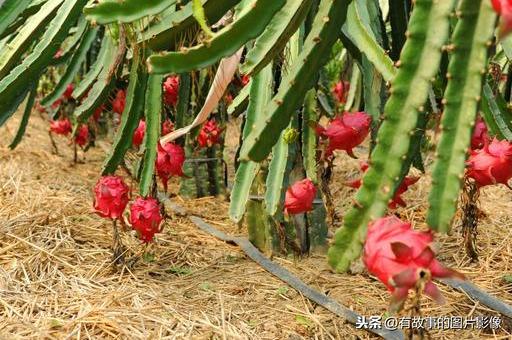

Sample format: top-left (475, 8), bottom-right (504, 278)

top-left (427, 0), bottom-right (497, 233)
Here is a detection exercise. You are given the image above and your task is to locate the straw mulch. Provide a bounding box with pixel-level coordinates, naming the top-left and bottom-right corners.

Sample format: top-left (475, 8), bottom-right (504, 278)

top-left (0, 111), bottom-right (511, 339)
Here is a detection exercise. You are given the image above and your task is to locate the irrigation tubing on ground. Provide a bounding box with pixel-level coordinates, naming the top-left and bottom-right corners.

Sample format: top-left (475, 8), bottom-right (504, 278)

top-left (158, 192), bottom-right (405, 340)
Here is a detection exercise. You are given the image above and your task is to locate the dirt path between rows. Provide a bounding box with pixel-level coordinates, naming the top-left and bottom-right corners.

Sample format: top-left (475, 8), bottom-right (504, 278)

top-left (1, 111), bottom-right (512, 339)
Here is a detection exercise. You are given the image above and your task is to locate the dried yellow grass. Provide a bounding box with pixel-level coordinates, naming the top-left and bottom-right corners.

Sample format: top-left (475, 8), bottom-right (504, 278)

top-left (0, 111), bottom-right (510, 339)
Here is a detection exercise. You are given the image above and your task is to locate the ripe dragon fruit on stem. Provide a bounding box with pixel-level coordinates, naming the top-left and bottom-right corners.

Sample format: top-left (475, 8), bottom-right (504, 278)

top-left (332, 81), bottom-right (350, 105)
top-left (163, 76), bottom-right (180, 107)
top-left (63, 84), bottom-right (74, 100)
top-left (112, 89), bottom-right (126, 115)
top-left (74, 125), bottom-right (89, 147)
top-left (241, 74), bottom-right (250, 87)
top-left (345, 161), bottom-right (419, 209)
top-left (129, 197), bottom-right (163, 243)
top-left (492, 0), bottom-right (512, 38)
top-left (471, 117), bottom-right (490, 150)
top-left (363, 216), bottom-right (464, 313)
top-left (316, 111), bottom-right (371, 158)
top-left (156, 142), bottom-right (186, 192)
top-left (49, 118), bottom-right (72, 136)
top-left (161, 119), bottom-right (174, 136)
top-left (197, 120), bottom-right (223, 148)
top-left (466, 138), bottom-right (512, 188)
top-left (132, 120), bottom-right (145, 148)
top-left (284, 178), bottom-right (317, 215)
top-left (93, 175), bottom-right (130, 220)
top-left (92, 105), bottom-right (105, 123)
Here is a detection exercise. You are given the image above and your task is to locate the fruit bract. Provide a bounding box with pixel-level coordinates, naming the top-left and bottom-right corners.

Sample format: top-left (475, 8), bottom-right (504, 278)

top-left (332, 80), bottom-right (349, 105)
top-left (471, 117), bottom-right (489, 150)
top-left (132, 120), bottom-right (146, 148)
top-left (363, 216), bottom-right (464, 312)
top-left (466, 138), bottom-right (512, 188)
top-left (197, 120), bottom-right (222, 148)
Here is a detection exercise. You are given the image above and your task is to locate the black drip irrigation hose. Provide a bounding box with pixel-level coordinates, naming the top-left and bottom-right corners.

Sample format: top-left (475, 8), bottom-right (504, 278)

top-left (158, 192), bottom-right (405, 340)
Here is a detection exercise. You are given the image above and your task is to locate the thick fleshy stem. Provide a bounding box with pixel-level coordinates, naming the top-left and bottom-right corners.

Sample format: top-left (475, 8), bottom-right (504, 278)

top-left (461, 177), bottom-right (480, 261)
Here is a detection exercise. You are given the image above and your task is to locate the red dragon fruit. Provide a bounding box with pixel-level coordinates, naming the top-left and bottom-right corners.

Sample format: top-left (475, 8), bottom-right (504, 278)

top-left (156, 142), bottom-right (186, 191)
top-left (93, 175), bottom-right (130, 220)
top-left (317, 112), bottom-right (371, 158)
top-left (63, 84), bottom-right (74, 100)
top-left (471, 117), bottom-right (490, 150)
top-left (241, 75), bottom-right (250, 87)
top-left (197, 120), bottom-right (223, 148)
top-left (93, 105), bottom-right (105, 122)
top-left (51, 98), bottom-right (62, 110)
top-left (492, 0), bottom-right (512, 37)
top-left (74, 125), bottom-right (89, 147)
top-left (36, 102), bottom-right (47, 113)
top-left (466, 138), bottom-right (512, 188)
top-left (49, 119), bottom-right (72, 136)
top-left (332, 81), bottom-right (350, 105)
top-left (225, 92), bottom-right (233, 106)
top-left (130, 197), bottom-right (163, 243)
top-left (161, 119), bottom-right (174, 136)
top-left (284, 178), bottom-right (317, 215)
top-left (163, 76), bottom-right (180, 106)
top-left (54, 49), bottom-right (63, 59)
top-left (363, 216), bottom-right (464, 312)
top-left (132, 120), bottom-right (146, 147)
top-left (346, 161), bottom-right (419, 209)
top-left (112, 89), bottom-right (126, 115)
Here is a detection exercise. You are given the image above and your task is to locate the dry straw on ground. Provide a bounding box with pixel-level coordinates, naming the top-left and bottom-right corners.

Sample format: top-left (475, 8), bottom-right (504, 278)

top-left (0, 112), bottom-right (511, 339)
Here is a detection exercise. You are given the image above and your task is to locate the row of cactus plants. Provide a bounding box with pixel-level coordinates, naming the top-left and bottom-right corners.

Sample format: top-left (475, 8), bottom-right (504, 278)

top-left (2, 0), bottom-right (512, 314)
